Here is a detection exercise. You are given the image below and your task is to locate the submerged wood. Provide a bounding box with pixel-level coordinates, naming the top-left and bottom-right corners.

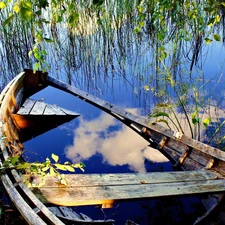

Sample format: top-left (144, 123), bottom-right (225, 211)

top-left (1, 69), bottom-right (225, 224)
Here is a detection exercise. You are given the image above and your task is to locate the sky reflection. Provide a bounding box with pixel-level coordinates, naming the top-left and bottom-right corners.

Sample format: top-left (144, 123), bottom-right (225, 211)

top-left (65, 109), bottom-right (168, 173)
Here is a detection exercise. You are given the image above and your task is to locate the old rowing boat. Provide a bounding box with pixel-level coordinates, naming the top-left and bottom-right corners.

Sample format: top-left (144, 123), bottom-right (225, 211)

top-left (1, 69), bottom-right (225, 224)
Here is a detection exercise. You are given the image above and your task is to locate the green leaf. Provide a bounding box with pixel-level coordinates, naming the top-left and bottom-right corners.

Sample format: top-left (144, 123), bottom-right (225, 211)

top-left (192, 110), bottom-right (200, 125)
top-left (50, 166), bottom-right (56, 176)
top-left (215, 15), bottom-right (220, 23)
top-left (203, 117), bottom-right (211, 128)
top-left (21, 1), bottom-right (32, 9)
top-left (2, 15), bottom-right (14, 27)
top-left (72, 163), bottom-right (85, 172)
top-left (54, 163), bottom-right (67, 171)
top-left (20, 8), bottom-right (32, 21)
top-left (13, 3), bottom-right (20, 13)
top-left (51, 153), bottom-right (59, 163)
top-left (11, 156), bottom-right (20, 165)
top-left (20, 2), bottom-right (32, 21)
top-left (41, 166), bottom-right (49, 172)
top-left (33, 62), bottom-right (40, 72)
top-left (156, 119), bottom-right (170, 128)
top-left (0, 2), bottom-right (6, 9)
top-left (64, 165), bottom-right (75, 172)
top-left (205, 38), bottom-right (212, 44)
top-left (150, 112), bottom-right (169, 118)
top-left (214, 34), bottom-right (221, 42)
top-left (44, 38), bottom-right (54, 43)
top-left (16, 162), bottom-right (30, 169)
top-left (60, 178), bottom-right (68, 185)
top-left (28, 50), bottom-right (32, 57)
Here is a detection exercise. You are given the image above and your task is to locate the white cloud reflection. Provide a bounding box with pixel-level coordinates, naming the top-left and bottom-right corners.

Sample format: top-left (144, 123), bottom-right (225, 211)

top-left (65, 109), bottom-right (168, 172)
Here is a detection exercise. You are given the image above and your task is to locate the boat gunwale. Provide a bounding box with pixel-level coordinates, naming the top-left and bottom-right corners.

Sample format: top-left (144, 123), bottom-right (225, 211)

top-left (0, 72), bottom-right (64, 225)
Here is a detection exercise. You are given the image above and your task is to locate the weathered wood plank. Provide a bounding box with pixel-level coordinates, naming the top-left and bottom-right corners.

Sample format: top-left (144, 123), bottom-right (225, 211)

top-left (30, 101), bottom-right (46, 115)
top-left (1, 174), bottom-right (46, 225)
top-left (27, 170), bottom-right (219, 187)
top-left (58, 206), bottom-right (82, 220)
top-left (17, 98), bottom-right (36, 115)
top-left (44, 104), bottom-right (65, 115)
top-left (30, 179), bottom-right (225, 207)
top-left (25, 170), bottom-right (225, 207)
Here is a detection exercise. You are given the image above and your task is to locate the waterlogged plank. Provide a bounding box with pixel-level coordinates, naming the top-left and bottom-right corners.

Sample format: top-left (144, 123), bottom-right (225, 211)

top-left (26, 170), bottom-right (225, 207)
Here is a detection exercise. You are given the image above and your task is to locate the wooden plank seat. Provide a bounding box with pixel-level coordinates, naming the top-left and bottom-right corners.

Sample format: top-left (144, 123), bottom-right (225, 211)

top-left (12, 98), bottom-right (80, 142)
top-left (16, 98), bottom-right (79, 116)
top-left (24, 170), bottom-right (225, 208)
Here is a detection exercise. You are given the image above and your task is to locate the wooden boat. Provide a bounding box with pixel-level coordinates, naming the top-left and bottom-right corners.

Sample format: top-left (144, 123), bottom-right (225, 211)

top-left (1, 69), bottom-right (225, 225)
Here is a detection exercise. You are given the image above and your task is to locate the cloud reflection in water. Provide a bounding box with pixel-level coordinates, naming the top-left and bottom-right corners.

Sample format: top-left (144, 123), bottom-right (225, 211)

top-left (65, 109), bottom-right (168, 172)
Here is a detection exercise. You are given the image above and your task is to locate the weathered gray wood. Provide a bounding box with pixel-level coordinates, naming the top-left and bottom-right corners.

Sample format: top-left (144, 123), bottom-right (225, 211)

top-left (30, 178), bottom-right (225, 207)
top-left (48, 207), bottom-right (64, 217)
top-left (25, 170), bottom-right (225, 207)
top-left (58, 206), bottom-right (82, 220)
top-left (0, 73), bottom-right (65, 225)
top-left (30, 101), bottom-right (46, 115)
top-left (80, 213), bottom-right (92, 221)
top-left (25, 170), bottom-right (218, 187)
top-left (1, 174), bottom-right (47, 225)
top-left (44, 104), bottom-right (65, 115)
top-left (17, 98), bottom-right (36, 115)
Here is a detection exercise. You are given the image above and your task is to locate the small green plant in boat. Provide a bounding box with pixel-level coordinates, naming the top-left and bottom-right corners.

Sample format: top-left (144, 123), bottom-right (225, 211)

top-left (1, 154), bottom-right (85, 187)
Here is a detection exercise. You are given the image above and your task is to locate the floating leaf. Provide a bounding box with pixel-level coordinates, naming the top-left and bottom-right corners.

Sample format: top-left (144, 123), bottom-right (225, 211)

top-left (51, 153), bottom-right (59, 163)
top-left (214, 34), bottom-right (221, 42)
top-left (203, 117), bottom-right (211, 128)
